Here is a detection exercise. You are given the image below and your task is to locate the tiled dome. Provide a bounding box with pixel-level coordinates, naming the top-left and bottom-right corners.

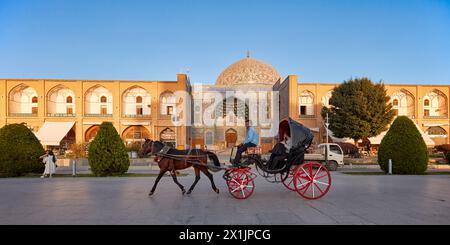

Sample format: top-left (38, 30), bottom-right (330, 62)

top-left (216, 57), bottom-right (281, 86)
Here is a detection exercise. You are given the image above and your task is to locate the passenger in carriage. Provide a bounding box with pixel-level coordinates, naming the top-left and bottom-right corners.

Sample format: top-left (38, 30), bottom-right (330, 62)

top-left (232, 120), bottom-right (259, 167)
top-left (268, 128), bottom-right (291, 169)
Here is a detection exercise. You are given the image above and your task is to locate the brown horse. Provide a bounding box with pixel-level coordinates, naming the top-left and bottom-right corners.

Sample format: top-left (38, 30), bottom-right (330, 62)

top-left (141, 139), bottom-right (221, 196)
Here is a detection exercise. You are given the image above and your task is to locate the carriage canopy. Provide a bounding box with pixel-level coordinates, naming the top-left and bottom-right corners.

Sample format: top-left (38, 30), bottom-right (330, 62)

top-left (278, 118), bottom-right (314, 149)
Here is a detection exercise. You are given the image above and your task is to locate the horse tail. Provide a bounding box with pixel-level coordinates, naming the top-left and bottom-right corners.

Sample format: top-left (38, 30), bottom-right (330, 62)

top-left (206, 151), bottom-right (221, 167)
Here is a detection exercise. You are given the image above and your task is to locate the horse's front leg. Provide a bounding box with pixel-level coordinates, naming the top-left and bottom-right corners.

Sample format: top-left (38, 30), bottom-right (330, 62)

top-left (187, 167), bottom-right (201, 195)
top-left (149, 170), bottom-right (166, 196)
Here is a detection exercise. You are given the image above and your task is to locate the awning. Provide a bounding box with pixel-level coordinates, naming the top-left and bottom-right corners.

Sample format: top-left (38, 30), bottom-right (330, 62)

top-left (35, 122), bottom-right (75, 146)
top-left (326, 128), bottom-right (353, 143)
top-left (327, 123), bottom-right (436, 146)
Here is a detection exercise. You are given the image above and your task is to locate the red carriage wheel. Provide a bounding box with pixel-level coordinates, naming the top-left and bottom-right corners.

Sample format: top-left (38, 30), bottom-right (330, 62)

top-left (226, 168), bottom-right (256, 199)
top-left (293, 162), bottom-right (331, 200)
top-left (282, 165), bottom-right (297, 191)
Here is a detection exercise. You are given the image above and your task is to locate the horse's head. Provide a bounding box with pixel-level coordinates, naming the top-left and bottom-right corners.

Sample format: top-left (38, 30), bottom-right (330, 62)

top-left (150, 140), bottom-right (165, 155)
top-left (138, 139), bottom-right (153, 158)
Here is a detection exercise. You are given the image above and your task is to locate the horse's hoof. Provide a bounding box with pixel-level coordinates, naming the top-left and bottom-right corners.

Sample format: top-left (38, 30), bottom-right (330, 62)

top-left (182, 189), bottom-right (186, 195)
top-left (187, 190), bottom-right (192, 195)
top-left (148, 192), bottom-right (154, 196)
top-left (214, 189), bottom-right (220, 194)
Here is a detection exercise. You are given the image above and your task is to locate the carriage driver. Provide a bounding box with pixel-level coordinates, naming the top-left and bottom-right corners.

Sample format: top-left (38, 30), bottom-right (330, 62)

top-left (233, 119), bottom-right (259, 167)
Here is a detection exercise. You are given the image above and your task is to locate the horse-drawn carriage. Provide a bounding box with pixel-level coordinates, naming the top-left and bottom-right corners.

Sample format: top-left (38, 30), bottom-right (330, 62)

top-left (142, 118), bottom-right (331, 200)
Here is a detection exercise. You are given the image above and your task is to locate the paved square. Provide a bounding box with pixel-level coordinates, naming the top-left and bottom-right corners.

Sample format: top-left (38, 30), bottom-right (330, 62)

top-left (1, 172), bottom-right (450, 224)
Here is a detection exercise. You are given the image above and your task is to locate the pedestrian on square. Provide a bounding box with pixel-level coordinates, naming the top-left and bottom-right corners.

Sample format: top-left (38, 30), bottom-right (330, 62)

top-left (40, 150), bottom-right (57, 178)
top-left (364, 138), bottom-right (372, 156)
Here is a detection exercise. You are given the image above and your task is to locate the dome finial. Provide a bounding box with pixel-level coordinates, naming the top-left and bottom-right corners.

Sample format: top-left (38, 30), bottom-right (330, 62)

top-left (246, 49), bottom-right (250, 58)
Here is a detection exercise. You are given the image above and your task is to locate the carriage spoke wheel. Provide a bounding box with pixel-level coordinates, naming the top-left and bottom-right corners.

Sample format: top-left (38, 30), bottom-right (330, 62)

top-left (293, 162), bottom-right (331, 200)
top-left (226, 169), bottom-right (255, 199)
top-left (282, 165), bottom-right (297, 191)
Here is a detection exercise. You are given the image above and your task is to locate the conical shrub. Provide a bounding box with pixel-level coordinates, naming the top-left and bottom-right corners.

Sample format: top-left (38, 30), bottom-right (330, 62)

top-left (0, 123), bottom-right (45, 177)
top-left (88, 122), bottom-right (130, 176)
top-left (378, 116), bottom-right (428, 174)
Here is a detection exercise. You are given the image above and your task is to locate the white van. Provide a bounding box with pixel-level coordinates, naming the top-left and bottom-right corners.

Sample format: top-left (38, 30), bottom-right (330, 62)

top-left (304, 143), bottom-right (344, 171)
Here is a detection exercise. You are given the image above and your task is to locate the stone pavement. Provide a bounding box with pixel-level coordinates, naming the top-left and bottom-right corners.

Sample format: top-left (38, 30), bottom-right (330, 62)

top-left (1, 172), bottom-right (450, 225)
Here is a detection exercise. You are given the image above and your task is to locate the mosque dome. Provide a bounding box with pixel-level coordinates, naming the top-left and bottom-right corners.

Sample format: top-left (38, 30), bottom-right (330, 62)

top-left (215, 56), bottom-right (282, 86)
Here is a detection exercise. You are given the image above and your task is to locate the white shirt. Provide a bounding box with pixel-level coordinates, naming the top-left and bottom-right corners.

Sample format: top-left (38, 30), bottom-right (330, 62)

top-left (42, 155), bottom-right (56, 175)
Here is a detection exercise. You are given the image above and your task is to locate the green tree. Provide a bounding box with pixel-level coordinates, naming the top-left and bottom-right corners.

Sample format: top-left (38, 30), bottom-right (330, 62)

top-left (321, 77), bottom-right (395, 144)
top-left (378, 116), bottom-right (428, 174)
top-left (0, 123), bottom-right (45, 177)
top-left (88, 122), bottom-right (130, 176)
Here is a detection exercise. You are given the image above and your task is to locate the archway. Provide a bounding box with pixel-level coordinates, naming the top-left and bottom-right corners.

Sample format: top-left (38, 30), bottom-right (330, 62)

top-left (225, 128), bottom-right (238, 148)
top-left (122, 125), bottom-right (151, 144)
top-left (390, 89), bottom-right (415, 118)
top-left (60, 127), bottom-right (76, 154)
top-left (8, 84), bottom-right (39, 116)
top-left (84, 85), bottom-right (113, 116)
top-left (122, 86), bottom-right (151, 117)
top-left (85, 125), bottom-right (101, 142)
top-left (299, 90), bottom-right (314, 117)
top-left (47, 85), bottom-right (76, 116)
top-left (160, 128), bottom-right (176, 147)
top-left (426, 126), bottom-right (448, 145)
top-left (423, 89), bottom-right (448, 118)
top-left (160, 91), bottom-right (176, 116)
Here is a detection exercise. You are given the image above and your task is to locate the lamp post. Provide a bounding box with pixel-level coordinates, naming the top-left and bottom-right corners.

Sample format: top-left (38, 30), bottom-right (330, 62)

top-left (325, 113), bottom-right (330, 163)
top-left (325, 113), bottom-right (330, 145)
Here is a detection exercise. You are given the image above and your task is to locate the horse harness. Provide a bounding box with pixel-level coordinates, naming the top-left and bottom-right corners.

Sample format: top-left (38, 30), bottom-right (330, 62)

top-left (155, 146), bottom-right (206, 167)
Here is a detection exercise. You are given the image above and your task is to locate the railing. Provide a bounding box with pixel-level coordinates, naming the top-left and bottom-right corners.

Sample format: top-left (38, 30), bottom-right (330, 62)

top-left (159, 114), bottom-right (173, 120)
top-left (122, 114), bottom-right (151, 118)
top-left (423, 115), bottom-right (448, 119)
top-left (84, 114), bottom-right (113, 117)
top-left (8, 113), bottom-right (38, 117)
top-left (299, 114), bottom-right (316, 119)
top-left (47, 113), bottom-right (76, 117)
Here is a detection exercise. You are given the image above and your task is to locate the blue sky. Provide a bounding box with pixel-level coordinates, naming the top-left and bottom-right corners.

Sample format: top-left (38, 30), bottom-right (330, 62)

top-left (0, 0), bottom-right (449, 85)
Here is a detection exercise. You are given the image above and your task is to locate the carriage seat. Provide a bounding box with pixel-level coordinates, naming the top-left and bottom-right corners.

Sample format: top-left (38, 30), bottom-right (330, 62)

top-left (246, 147), bottom-right (262, 155)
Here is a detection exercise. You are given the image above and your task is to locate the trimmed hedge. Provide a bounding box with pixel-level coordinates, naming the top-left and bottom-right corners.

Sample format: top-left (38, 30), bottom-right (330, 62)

top-left (378, 116), bottom-right (428, 174)
top-left (435, 144), bottom-right (450, 155)
top-left (88, 122), bottom-right (129, 176)
top-left (0, 123), bottom-right (45, 177)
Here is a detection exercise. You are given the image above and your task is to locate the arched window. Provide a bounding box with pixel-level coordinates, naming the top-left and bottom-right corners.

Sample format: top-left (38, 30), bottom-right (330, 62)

top-left (391, 90), bottom-right (415, 118)
top-left (299, 90), bottom-right (314, 117)
top-left (8, 84), bottom-right (39, 115)
top-left (160, 92), bottom-right (176, 115)
top-left (47, 85), bottom-right (76, 116)
top-left (84, 85), bottom-right (113, 116)
top-left (423, 90), bottom-right (448, 118)
top-left (136, 96), bottom-right (143, 103)
top-left (122, 86), bottom-right (151, 117)
top-left (393, 99), bottom-right (399, 106)
top-left (321, 91), bottom-right (333, 108)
